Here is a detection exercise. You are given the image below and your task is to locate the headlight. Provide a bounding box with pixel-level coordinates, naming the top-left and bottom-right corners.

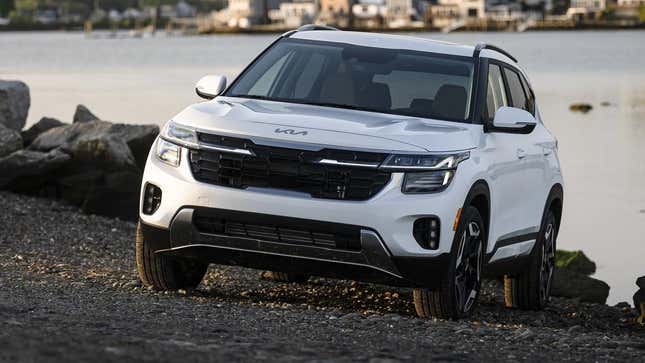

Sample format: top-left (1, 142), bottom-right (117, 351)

top-left (379, 152), bottom-right (470, 194)
top-left (161, 120), bottom-right (198, 148)
top-left (155, 138), bottom-right (181, 167)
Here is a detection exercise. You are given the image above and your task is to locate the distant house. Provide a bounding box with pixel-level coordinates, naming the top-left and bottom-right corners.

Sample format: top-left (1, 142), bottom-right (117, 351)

top-left (566, 0), bottom-right (606, 19)
top-left (269, 0), bottom-right (316, 27)
top-left (214, 0), bottom-right (266, 28)
top-left (318, 0), bottom-right (352, 27)
top-left (616, 0), bottom-right (645, 6)
top-left (353, 0), bottom-right (386, 27)
top-left (486, 2), bottom-right (524, 21)
top-left (385, 0), bottom-right (416, 27)
top-left (429, 0), bottom-right (485, 28)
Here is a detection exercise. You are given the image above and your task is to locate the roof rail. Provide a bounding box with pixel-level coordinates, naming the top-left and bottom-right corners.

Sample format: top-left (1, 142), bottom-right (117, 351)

top-left (473, 43), bottom-right (518, 63)
top-left (297, 24), bottom-right (339, 32)
top-left (282, 24), bottom-right (339, 37)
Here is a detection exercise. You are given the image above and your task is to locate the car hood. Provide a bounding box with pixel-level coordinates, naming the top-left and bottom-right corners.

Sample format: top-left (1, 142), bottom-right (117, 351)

top-left (171, 97), bottom-right (479, 153)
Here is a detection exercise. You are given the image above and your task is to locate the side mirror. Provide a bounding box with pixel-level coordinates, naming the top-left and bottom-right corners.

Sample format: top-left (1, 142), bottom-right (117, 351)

top-left (195, 75), bottom-right (227, 99)
top-left (492, 106), bottom-right (537, 129)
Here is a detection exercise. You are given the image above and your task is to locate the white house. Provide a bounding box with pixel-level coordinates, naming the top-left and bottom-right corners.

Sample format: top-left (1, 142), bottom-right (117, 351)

top-left (616, 0), bottom-right (645, 6)
top-left (385, 0), bottom-right (417, 27)
top-left (429, 0), bottom-right (485, 28)
top-left (269, 1), bottom-right (317, 27)
top-left (566, 0), bottom-right (606, 19)
top-left (353, 0), bottom-right (387, 27)
top-left (214, 0), bottom-right (266, 28)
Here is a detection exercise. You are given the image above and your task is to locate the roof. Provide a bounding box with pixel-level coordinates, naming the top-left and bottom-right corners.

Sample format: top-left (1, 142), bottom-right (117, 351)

top-left (290, 30), bottom-right (476, 58)
top-left (289, 29), bottom-right (520, 66)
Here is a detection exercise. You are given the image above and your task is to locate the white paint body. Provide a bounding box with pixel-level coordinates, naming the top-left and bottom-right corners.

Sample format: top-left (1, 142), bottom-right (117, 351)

top-left (140, 30), bottom-right (563, 260)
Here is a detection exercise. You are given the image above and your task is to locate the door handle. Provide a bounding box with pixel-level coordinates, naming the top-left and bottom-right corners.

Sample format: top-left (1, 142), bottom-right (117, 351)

top-left (543, 147), bottom-right (552, 156)
top-left (516, 148), bottom-right (527, 159)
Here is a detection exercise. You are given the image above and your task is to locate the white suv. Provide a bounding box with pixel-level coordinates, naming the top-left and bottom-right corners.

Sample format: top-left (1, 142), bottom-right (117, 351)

top-left (136, 26), bottom-right (563, 320)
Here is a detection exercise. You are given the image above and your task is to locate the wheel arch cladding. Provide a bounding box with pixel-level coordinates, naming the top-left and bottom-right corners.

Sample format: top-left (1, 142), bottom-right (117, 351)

top-left (464, 180), bottom-right (490, 245)
top-left (547, 183), bottom-right (563, 231)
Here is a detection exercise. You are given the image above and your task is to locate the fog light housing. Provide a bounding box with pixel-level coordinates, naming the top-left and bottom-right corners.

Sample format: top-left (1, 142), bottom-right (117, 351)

top-left (142, 183), bottom-right (162, 215)
top-left (413, 217), bottom-right (440, 250)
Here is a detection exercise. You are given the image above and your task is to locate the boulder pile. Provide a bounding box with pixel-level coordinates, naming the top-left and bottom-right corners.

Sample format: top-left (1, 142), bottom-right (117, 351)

top-left (552, 250), bottom-right (610, 304)
top-left (635, 276), bottom-right (644, 325)
top-left (0, 80), bottom-right (159, 220)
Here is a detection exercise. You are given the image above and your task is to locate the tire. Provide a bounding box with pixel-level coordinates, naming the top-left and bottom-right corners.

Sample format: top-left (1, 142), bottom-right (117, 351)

top-left (413, 206), bottom-right (485, 320)
top-left (136, 221), bottom-right (208, 290)
top-left (504, 211), bottom-right (557, 310)
top-left (264, 271), bottom-right (310, 283)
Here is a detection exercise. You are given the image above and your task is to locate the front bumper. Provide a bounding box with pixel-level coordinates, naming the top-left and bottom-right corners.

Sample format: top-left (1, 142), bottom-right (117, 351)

top-left (141, 208), bottom-right (451, 288)
top-left (140, 144), bottom-right (471, 258)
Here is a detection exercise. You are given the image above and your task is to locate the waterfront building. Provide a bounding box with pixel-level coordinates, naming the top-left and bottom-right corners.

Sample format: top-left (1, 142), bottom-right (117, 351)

top-left (269, 0), bottom-right (317, 27)
top-left (318, 0), bottom-right (352, 27)
top-left (213, 0), bottom-right (267, 28)
top-left (567, 0), bottom-right (606, 19)
top-left (385, 0), bottom-right (416, 27)
top-left (428, 0), bottom-right (485, 29)
top-left (352, 0), bottom-right (386, 27)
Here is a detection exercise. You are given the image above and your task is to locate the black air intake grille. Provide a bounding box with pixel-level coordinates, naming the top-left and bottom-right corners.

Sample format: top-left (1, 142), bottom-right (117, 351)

top-left (189, 133), bottom-right (391, 201)
top-left (192, 208), bottom-right (363, 251)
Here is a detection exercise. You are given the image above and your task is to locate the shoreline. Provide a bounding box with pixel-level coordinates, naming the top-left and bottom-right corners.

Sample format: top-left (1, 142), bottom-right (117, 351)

top-left (1, 22), bottom-right (644, 34)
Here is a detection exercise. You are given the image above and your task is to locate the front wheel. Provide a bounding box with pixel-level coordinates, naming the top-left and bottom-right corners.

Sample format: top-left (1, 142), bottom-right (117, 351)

top-left (504, 211), bottom-right (557, 310)
top-left (136, 222), bottom-right (208, 290)
top-left (413, 206), bottom-right (485, 320)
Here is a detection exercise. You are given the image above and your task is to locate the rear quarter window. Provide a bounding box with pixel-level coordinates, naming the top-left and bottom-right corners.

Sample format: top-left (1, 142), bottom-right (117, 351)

top-left (503, 68), bottom-right (532, 115)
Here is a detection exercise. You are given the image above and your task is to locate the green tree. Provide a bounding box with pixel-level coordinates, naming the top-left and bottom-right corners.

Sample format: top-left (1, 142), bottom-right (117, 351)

top-left (14, 0), bottom-right (38, 13)
top-left (0, 0), bottom-right (16, 17)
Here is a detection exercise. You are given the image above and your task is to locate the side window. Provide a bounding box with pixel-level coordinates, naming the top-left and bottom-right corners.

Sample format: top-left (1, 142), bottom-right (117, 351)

top-left (483, 64), bottom-right (508, 122)
top-left (503, 68), bottom-right (531, 114)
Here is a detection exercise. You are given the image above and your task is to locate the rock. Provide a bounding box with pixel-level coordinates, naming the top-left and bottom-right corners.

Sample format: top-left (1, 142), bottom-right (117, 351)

top-left (0, 149), bottom-right (71, 189)
top-left (569, 103), bottom-right (593, 113)
top-left (551, 267), bottom-right (609, 304)
top-left (30, 121), bottom-right (114, 152)
top-left (73, 104), bottom-right (100, 123)
top-left (634, 289), bottom-right (644, 316)
top-left (0, 124), bottom-right (23, 158)
top-left (21, 117), bottom-right (66, 146)
top-left (66, 136), bottom-right (137, 171)
top-left (30, 121), bottom-right (158, 169)
top-left (79, 171), bottom-right (142, 220)
top-left (555, 250), bottom-right (596, 275)
top-left (107, 123), bottom-right (159, 169)
top-left (0, 80), bottom-right (30, 131)
top-left (8, 117), bottom-right (157, 220)
top-left (30, 121), bottom-right (157, 170)
top-left (637, 276), bottom-right (645, 289)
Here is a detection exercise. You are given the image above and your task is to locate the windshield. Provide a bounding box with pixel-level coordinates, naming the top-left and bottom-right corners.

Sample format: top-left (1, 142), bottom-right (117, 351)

top-left (226, 38), bottom-right (475, 122)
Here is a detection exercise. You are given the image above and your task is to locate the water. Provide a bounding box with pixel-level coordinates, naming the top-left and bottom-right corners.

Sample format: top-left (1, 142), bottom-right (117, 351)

top-left (1, 30), bottom-right (644, 304)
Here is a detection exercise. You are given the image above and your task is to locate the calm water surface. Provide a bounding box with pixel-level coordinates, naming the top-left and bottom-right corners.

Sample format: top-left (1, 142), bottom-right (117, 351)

top-left (1, 30), bottom-right (644, 304)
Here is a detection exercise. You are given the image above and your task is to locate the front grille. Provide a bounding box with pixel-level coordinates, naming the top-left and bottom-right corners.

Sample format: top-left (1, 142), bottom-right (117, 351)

top-left (189, 132), bottom-right (391, 201)
top-left (193, 208), bottom-right (363, 250)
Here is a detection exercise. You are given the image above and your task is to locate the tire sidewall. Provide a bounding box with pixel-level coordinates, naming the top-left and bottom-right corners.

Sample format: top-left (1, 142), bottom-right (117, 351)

top-left (446, 206), bottom-right (486, 318)
top-left (531, 210), bottom-right (557, 308)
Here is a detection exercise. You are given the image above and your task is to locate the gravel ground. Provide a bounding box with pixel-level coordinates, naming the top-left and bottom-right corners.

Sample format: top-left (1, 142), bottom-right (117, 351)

top-left (1, 191), bottom-right (643, 362)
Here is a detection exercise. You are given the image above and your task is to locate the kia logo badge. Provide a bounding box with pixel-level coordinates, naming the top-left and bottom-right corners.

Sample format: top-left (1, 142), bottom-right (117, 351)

top-left (275, 128), bottom-right (308, 136)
